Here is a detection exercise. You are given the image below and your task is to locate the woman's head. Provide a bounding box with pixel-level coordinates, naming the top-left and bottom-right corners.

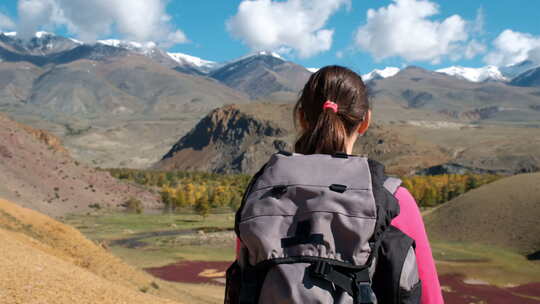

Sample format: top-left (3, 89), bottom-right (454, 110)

top-left (294, 65), bottom-right (370, 155)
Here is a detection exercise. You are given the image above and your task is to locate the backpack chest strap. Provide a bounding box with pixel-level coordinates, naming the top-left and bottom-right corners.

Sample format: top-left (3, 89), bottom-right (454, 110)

top-left (309, 261), bottom-right (377, 304)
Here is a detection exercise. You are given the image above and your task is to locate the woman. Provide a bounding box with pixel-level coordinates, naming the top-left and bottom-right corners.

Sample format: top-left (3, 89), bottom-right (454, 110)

top-left (234, 65), bottom-right (443, 304)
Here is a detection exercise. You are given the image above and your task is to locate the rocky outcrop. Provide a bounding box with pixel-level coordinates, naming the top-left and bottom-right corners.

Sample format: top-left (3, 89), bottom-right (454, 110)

top-left (156, 105), bottom-right (290, 174)
top-left (461, 106), bottom-right (501, 120)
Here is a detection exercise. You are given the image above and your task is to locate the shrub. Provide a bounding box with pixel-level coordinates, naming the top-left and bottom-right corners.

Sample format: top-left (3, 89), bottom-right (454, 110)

top-left (124, 197), bottom-right (143, 214)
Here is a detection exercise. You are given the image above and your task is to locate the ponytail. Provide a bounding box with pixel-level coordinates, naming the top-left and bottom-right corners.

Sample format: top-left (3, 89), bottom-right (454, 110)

top-left (295, 108), bottom-right (348, 154)
top-left (294, 66), bottom-right (369, 155)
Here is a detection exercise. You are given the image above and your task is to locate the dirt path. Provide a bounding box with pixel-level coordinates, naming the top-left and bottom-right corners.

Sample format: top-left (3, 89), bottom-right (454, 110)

top-left (108, 227), bottom-right (233, 248)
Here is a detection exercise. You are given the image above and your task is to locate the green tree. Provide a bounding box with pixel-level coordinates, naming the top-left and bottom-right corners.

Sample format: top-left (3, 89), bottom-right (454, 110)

top-left (194, 196), bottom-right (211, 218)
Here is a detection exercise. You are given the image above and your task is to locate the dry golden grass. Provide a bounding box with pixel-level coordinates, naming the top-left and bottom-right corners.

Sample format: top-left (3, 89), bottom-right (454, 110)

top-left (0, 198), bottom-right (182, 304)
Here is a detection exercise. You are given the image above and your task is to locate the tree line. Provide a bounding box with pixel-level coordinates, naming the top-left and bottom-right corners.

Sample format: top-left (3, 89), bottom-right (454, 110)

top-left (107, 169), bottom-right (251, 217)
top-left (401, 174), bottom-right (501, 207)
top-left (105, 168), bottom-right (501, 215)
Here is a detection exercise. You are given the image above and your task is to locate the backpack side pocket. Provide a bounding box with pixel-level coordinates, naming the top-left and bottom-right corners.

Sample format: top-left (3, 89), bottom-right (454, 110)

top-left (398, 247), bottom-right (422, 304)
top-left (372, 226), bottom-right (421, 304)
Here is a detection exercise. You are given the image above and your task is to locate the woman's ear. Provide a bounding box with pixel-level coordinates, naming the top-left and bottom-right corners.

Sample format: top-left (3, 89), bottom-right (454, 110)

top-left (357, 110), bottom-right (371, 135)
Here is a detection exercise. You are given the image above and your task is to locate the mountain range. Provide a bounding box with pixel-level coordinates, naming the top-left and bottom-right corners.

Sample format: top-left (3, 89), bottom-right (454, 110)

top-left (1, 31), bottom-right (540, 170)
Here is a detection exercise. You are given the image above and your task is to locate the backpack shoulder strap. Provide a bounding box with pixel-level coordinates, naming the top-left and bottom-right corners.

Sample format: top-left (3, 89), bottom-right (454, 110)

top-left (366, 159), bottom-right (400, 266)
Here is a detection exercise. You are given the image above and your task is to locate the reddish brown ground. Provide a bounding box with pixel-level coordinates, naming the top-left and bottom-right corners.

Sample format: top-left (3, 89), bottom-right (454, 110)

top-left (145, 261), bottom-right (231, 285)
top-left (146, 262), bottom-right (540, 303)
top-left (439, 274), bottom-right (540, 304)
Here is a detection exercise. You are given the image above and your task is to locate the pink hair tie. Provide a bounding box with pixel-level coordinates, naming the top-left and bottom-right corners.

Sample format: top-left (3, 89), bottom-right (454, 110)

top-left (323, 100), bottom-right (338, 113)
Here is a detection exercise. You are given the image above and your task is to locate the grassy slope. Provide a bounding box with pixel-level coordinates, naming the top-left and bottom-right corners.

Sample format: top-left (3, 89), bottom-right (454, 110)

top-left (0, 198), bottom-right (181, 303)
top-left (425, 173), bottom-right (540, 255)
top-left (64, 211), bottom-right (236, 268)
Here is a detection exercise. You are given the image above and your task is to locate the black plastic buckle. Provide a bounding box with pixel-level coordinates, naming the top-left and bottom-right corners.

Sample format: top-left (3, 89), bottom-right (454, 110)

top-left (329, 184), bottom-right (347, 193)
top-left (332, 152), bottom-right (349, 159)
top-left (277, 150), bottom-right (293, 156)
top-left (271, 185), bottom-right (288, 198)
top-left (311, 261), bottom-right (331, 278)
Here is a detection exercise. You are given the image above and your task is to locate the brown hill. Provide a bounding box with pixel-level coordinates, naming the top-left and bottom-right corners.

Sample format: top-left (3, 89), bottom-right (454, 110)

top-left (0, 61), bottom-right (42, 106)
top-left (0, 198), bottom-right (180, 304)
top-left (209, 53), bottom-right (311, 100)
top-left (425, 173), bottom-right (540, 255)
top-left (154, 103), bottom-right (449, 175)
top-left (0, 113), bottom-right (161, 217)
top-left (27, 54), bottom-right (248, 117)
top-left (371, 66), bottom-right (540, 124)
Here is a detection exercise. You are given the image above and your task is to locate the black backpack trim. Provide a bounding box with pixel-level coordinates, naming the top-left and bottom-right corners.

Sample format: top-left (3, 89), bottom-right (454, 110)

top-left (372, 225), bottom-right (419, 304)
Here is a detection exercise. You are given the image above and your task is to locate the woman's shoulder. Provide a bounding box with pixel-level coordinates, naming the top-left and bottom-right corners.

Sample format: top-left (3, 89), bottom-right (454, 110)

top-left (391, 186), bottom-right (423, 231)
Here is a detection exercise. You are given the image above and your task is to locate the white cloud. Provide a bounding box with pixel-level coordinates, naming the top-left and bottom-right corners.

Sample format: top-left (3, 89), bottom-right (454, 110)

top-left (354, 0), bottom-right (482, 64)
top-left (0, 12), bottom-right (15, 31)
top-left (465, 40), bottom-right (487, 59)
top-left (484, 29), bottom-right (540, 67)
top-left (227, 0), bottom-right (350, 58)
top-left (16, 0), bottom-right (187, 46)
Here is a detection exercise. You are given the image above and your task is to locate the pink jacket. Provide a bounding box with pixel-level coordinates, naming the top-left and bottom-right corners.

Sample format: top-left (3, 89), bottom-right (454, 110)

top-left (235, 186), bottom-right (444, 303)
top-left (392, 187), bottom-right (444, 304)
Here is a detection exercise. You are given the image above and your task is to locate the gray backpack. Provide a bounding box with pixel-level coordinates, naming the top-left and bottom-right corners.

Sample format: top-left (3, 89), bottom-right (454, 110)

top-left (225, 152), bottom-right (422, 304)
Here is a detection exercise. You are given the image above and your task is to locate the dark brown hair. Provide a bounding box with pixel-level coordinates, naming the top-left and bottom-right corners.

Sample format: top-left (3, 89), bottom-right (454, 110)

top-left (294, 65), bottom-right (370, 155)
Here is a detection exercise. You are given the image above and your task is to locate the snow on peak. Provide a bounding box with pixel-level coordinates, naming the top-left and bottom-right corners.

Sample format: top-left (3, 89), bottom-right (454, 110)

top-left (97, 39), bottom-right (157, 53)
top-left (436, 65), bottom-right (507, 82)
top-left (307, 67), bottom-right (319, 73)
top-left (167, 52), bottom-right (219, 71)
top-left (256, 50), bottom-right (284, 59)
top-left (35, 31), bottom-right (53, 38)
top-left (362, 67), bottom-right (400, 81)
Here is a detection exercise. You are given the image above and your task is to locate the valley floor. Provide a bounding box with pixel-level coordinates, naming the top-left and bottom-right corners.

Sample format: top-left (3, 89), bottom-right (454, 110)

top-left (63, 211), bottom-right (540, 304)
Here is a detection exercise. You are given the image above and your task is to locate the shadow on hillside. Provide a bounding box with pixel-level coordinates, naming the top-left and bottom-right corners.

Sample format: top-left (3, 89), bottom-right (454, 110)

top-left (527, 251), bottom-right (540, 261)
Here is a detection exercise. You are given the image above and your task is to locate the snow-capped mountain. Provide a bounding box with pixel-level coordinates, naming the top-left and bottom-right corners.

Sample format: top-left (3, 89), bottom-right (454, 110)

top-left (436, 66), bottom-right (507, 82)
top-left (0, 31), bottom-right (81, 56)
top-left (362, 67), bottom-right (400, 82)
top-left (97, 39), bottom-right (158, 54)
top-left (167, 52), bottom-right (220, 73)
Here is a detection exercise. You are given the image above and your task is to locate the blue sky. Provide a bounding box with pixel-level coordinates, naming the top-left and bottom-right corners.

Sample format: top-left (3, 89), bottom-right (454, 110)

top-left (1, 0), bottom-right (539, 73)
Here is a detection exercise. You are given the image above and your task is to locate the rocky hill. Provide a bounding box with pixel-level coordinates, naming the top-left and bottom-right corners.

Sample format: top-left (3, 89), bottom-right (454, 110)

top-left (154, 104), bottom-right (291, 173)
top-left (0, 113), bottom-right (161, 217)
top-left (0, 198), bottom-right (181, 304)
top-left (154, 103), bottom-right (450, 175)
top-left (425, 173), bottom-right (540, 256)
